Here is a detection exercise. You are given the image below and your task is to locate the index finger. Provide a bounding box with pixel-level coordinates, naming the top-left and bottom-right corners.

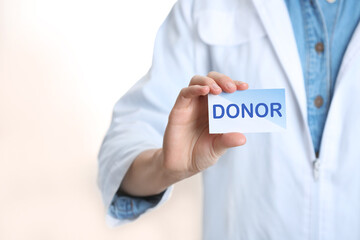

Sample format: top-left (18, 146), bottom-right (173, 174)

top-left (207, 72), bottom-right (248, 92)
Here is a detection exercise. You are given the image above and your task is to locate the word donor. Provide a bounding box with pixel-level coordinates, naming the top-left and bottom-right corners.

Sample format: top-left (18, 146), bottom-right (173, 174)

top-left (213, 102), bottom-right (282, 119)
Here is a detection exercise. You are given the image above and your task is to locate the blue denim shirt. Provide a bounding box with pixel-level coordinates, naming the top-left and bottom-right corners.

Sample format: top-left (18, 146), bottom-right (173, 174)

top-left (285, 0), bottom-right (360, 154)
top-left (109, 0), bottom-right (360, 221)
top-left (109, 188), bottom-right (166, 220)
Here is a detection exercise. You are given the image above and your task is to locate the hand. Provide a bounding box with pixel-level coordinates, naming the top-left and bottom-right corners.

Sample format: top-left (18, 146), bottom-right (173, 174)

top-left (162, 71), bottom-right (248, 180)
top-left (119, 72), bottom-right (248, 196)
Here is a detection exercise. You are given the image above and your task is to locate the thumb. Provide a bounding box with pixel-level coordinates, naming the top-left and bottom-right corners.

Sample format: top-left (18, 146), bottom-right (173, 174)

top-left (212, 133), bottom-right (246, 157)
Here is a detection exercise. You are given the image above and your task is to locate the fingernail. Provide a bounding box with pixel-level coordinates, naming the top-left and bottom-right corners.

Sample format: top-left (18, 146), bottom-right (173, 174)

top-left (226, 82), bottom-right (235, 90)
top-left (212, 83), bottom-right (220, 90)
top-left (240, 83), bottom-right (248, 88)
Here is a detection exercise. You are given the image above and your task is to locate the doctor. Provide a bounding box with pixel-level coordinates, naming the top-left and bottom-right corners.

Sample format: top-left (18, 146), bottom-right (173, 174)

top-left (98, 0), bottom-right (360, 239)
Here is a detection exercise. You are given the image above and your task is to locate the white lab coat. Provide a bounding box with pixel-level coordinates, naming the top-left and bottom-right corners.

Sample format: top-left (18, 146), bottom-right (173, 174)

top-left (98, 0), bottom-right (360, 239)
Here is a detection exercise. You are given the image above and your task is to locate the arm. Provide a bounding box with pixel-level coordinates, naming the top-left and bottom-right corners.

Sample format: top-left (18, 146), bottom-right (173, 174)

top-left (119, 148), bottom-right (170, 197)
top-left (98, 0), bottom-right (247, 225)
top-left (97, 0), bottom-right (196, 212)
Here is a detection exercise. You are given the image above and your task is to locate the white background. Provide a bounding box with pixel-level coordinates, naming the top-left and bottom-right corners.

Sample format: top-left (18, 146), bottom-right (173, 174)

top-left (0, 0), bottom-right (202, 239)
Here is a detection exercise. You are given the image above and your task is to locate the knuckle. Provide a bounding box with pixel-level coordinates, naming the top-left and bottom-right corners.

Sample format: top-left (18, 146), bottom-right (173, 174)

top-left (235, 80), bottom-right (246, 85)
top-left (207, 71), bottom-right (216, 77)
top-left (218, 76), bottom-right (231, 83)
top-left (190, 75), bottom-right (200, 83)
top-left (178, 88), bottom-right (188, 98)
top-left (209, 146), bottom-right (221, 160)
top-left (210, 136), bottom-right (225, 159)
top-left (191, 75), bottom-right (215, 87)
top-left (204, 76), bottom-right (215, 84)
top-left (168, 107), bottom-right (182, 123)
top-left (192, 160), bottom-right (204, 173)
top-left (180, 87), bottom-right (187, 94)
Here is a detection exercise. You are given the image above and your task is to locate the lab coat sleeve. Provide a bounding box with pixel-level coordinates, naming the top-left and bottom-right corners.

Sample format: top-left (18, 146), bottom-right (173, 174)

top-left (97, 0), bottom-right (196, 227)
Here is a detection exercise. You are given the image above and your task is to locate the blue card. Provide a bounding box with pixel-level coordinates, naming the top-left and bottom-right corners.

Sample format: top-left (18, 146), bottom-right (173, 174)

top-left (208, 89), bottom-right (286, 133)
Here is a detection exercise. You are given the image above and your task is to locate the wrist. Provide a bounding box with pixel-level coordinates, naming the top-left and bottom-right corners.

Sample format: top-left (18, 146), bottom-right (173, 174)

top-left (155, 149), bottom-right (191, 187)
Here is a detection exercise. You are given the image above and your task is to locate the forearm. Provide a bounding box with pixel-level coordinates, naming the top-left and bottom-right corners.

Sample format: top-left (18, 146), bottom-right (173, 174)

top-left (119, 148), bottom-right (183, 197)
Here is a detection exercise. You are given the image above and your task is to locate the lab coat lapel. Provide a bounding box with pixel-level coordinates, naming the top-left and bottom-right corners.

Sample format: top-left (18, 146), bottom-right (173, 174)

top-left (251, 0), bottom-right (307, 124)
top-left (334, 22), bottom-right (360, 92)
